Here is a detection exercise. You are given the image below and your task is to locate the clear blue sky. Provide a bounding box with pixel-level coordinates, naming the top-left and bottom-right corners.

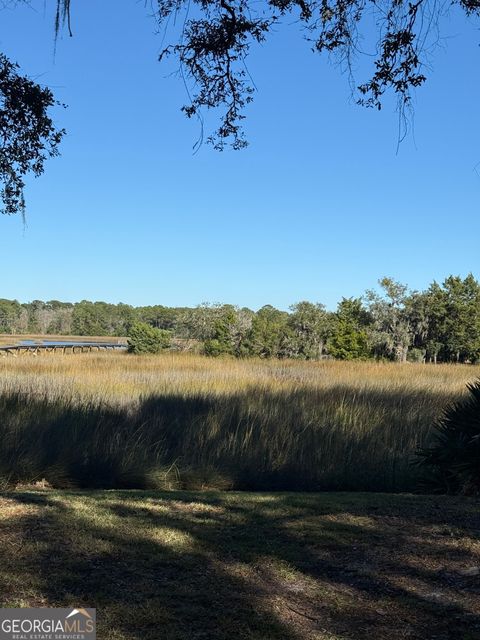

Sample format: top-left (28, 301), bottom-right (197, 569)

top-left (1, 1), bottom-right (479, 310)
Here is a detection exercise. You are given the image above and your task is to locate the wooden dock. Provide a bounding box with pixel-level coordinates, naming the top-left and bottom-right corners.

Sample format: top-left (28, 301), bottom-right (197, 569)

top-left (0, 342), bottom-right (127, 357)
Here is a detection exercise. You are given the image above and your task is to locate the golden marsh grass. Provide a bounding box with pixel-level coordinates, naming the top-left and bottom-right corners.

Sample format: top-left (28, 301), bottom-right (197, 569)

top-left (0, 352), bottom-right (478, 491)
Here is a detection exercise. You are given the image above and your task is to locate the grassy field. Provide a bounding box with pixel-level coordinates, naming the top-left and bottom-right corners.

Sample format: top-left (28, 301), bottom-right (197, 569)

top-left (1, 353), bottom-right (479, 637)
top-left (0, 351), bottom-right (478, 491)
top-left (1, 489), bottom-right (479, 639)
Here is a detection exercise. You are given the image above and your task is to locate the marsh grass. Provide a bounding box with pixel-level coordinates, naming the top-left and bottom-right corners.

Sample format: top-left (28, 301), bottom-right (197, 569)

top-left (0, 353), bottom-right (477, 491)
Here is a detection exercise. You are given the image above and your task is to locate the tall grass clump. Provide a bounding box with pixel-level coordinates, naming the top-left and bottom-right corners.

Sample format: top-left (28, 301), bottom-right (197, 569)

top-left (0, 391), bottom-right (164, 489)
top-left (0, 353), bottom-right (476, 491)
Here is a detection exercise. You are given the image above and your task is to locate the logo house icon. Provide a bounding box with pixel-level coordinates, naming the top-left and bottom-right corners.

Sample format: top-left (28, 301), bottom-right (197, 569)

top-left (66, 609), bottom-right (92, 620)
top-left (64, 608), bottom-right (96, 636)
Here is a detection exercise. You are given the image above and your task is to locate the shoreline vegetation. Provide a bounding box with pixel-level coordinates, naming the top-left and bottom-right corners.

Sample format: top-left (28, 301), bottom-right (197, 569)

top-left (2, 275), bottom-right (480, 364)
top-left (0, 351), bottom-right (478, 492)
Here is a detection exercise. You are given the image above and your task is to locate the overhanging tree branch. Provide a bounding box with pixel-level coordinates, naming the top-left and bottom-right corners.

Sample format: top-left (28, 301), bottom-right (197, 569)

top-left (0, 54), bottom-right (65, 216)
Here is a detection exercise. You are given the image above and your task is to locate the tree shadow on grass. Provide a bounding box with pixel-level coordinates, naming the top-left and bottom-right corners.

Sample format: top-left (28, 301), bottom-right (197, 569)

top-left (1, 491), bottom-right (480, 640)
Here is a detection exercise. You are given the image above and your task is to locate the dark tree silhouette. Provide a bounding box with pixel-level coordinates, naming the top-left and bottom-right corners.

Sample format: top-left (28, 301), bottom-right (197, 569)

top-left (51, 0), bottom-right (479, 149)
top-left (0, 53), bottom-right (64, 216)
top-left (154, 0), bottom-right (479, 149)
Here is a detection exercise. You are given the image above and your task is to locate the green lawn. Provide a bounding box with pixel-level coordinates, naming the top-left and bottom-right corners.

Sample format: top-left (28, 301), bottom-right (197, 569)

top-left (1, 490), bottom-right (479, 639)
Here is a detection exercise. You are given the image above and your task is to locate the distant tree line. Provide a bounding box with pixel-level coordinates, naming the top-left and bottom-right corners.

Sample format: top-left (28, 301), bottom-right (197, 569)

top-left (2, 274), bottom-right (480, 363)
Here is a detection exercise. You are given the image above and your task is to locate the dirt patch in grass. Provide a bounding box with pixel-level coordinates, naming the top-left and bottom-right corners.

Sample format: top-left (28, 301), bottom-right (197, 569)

top-left (0, 491), bottom-right (479, 639)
